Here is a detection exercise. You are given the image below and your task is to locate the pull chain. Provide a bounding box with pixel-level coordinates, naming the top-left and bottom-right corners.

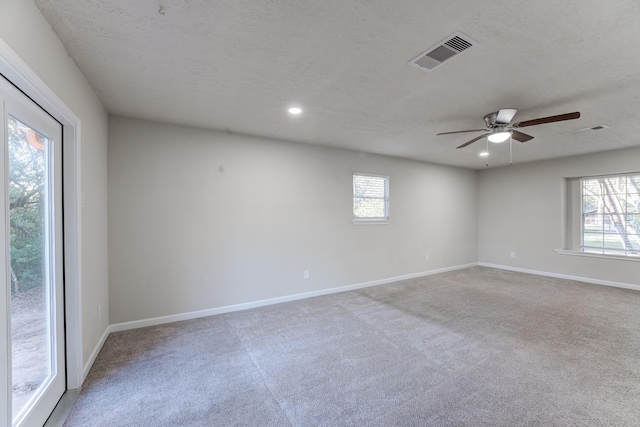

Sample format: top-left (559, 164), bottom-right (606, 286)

top-left (509, 134), bottom-right (513, 165)
top-left (486, 136), bottom-right (489, 167)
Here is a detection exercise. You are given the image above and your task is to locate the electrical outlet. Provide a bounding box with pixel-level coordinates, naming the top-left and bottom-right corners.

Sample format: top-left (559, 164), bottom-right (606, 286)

top-left (97, 304), bottom-right (102, 319)
top-left (425, 254), bottom-right (430, 261)
top-left (510, 252), bottom-right (516, 258)
top-left (304, 270), bottom-right (310, 280)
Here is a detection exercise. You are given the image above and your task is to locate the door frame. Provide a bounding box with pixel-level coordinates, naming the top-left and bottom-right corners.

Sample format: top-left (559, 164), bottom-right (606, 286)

top-left (3, 78), bottom-right (66, 427)
top-left (0, 39), bottom-right (83, 419)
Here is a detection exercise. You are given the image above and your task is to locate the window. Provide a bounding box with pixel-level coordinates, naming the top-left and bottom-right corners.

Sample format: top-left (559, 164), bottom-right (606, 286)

top-left (353, 173), bottom-right (389, 222)
top-left (581, 173), bottom-right (640, 257)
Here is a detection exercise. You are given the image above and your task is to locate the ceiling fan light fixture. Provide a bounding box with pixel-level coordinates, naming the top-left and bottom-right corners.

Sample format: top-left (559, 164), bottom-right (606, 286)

top-left (487, 131), bottom-right (511, 143)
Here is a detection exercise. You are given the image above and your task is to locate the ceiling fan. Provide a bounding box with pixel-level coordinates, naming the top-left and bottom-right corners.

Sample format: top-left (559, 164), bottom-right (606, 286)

top-left (437, 108), bottom-right (581, 150)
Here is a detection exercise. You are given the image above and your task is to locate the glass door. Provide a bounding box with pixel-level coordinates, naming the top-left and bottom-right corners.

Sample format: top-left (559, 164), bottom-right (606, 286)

top-left (1, 76), bottom-right (65, 427)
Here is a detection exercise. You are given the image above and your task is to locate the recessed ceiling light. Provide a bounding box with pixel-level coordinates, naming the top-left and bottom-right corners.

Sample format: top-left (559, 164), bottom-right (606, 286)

top-left (288, 107), bottom-right (302, 115)
top-left (479, 151), bottom-right (489, 157)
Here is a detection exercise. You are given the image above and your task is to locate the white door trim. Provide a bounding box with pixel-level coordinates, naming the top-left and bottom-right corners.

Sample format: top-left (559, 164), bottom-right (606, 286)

top-left (3, 77), bottom-right (66, 427)
top-left (0, 40), bottom-right (83, 391)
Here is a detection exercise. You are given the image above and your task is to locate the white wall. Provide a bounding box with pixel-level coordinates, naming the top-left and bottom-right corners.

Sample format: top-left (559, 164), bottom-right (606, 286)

top-left (0, 1), bottom-right (109, 367)
top-left (108, 116), bottom-right (477, 324)
top-left (478, 146), bottom-right (640, 285)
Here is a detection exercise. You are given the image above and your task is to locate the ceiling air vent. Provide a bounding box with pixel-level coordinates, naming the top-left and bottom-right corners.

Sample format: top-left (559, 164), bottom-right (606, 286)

top-left (567, 124), bottom-right (609, 135)
top-left (408, 31), bottom-right (478, 72)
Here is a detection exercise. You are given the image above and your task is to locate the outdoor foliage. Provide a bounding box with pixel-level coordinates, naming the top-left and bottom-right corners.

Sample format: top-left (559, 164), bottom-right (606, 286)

top-left (8, 116), bottom-right (46, 291)
top-left (582, 175), bottom-right (640, 255)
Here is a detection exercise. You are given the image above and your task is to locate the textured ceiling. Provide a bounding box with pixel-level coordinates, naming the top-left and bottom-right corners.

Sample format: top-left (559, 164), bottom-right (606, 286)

top-left (35, 0), bottom-right (640, 169)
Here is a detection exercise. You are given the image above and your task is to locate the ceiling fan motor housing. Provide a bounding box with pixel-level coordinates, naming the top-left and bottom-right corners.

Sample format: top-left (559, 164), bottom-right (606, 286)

top-left (483, 112), bottom-right (498, 128)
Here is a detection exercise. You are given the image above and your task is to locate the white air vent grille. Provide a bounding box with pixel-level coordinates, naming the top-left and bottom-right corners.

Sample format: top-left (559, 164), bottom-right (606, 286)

top-left (445, 36), bottom-right (473, 52)
top-left (414, 55), bottom-right (441, 70)
top-left (408, 31), bottom-right (477, 72)
top-left (567, 124), bottom-right (609, 135)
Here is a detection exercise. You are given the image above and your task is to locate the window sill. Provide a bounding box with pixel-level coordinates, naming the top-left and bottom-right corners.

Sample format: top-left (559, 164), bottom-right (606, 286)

top-left (353, 219), bottom-right (390, 225)
top-left (555, 249), bottom-right (640, 262)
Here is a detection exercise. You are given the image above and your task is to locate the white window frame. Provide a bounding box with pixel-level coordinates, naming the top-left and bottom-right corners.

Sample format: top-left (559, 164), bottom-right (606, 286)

top-left (352, 173), bottom-right (390, 224)
top-left (0, 39), bottom-right (84, 396)
top-left (579, 172), bottom-right (640, 258)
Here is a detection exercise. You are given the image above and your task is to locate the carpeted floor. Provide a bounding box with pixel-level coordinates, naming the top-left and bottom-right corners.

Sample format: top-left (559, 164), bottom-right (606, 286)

top-left (63, 267), bottom-right (640, 426)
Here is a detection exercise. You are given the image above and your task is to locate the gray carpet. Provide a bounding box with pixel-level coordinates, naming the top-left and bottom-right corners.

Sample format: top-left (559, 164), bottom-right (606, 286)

top-left (64, 267), bottom-right (640, 426)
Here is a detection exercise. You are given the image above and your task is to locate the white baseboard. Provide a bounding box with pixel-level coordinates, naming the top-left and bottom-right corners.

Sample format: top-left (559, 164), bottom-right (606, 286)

top-left (82, 326), bottom-right (111, 382)
top-left (109, 263), bottom-right (477, 333)
top-left (478, 262), bottom-right (640, 292)
top-left (82, 264), bottom-right (475, 381)
top-left (81, 262), bottom-right (638, 383)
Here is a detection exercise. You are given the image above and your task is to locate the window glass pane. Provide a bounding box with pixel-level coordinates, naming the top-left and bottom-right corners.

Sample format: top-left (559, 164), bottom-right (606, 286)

top-left (603, 176), bottom-right (625, 194)
top-left (601, 214), bottom-right (619, 233)
top-left (582, 213), bottom-right (602, 231)
top-left (582, 195), bottom-right (601, 214)
top-left (626, 214), bottom-right (640, 232)
top-left (582, 231), bottom-right (604, 248)
top-left (8, 116), bottom-right (52, 418)
top-left (353, 174), bottom-right (389, 220)
top-left (581, 173), bottom-right (640, 257)
top-left (582, 179), bottom-right (602, 195)
top-left (628, 234), bottom-right (640, 252)
top-left (628, 176), bottom-right (640, 194)
top-left (353, 176), bottom-right (385, 198)
top-left (354, 198), bottom-right (386, 218)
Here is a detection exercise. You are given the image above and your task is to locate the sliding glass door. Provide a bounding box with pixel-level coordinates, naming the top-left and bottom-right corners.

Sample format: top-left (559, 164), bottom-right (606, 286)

top-left (1, 75), bottom-right (65, 427)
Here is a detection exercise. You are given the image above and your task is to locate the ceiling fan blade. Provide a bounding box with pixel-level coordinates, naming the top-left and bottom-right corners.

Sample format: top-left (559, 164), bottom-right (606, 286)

top-left (511, 130), bottom-right (534, 142)
top-left (495, 108), bottom-right (518, 125)
top-left (456, 135), bottom-right (486, 149)
top-left (513, 111), bottom-right (580, 128)
top-left (437, 129), bottom-right (486, 136)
